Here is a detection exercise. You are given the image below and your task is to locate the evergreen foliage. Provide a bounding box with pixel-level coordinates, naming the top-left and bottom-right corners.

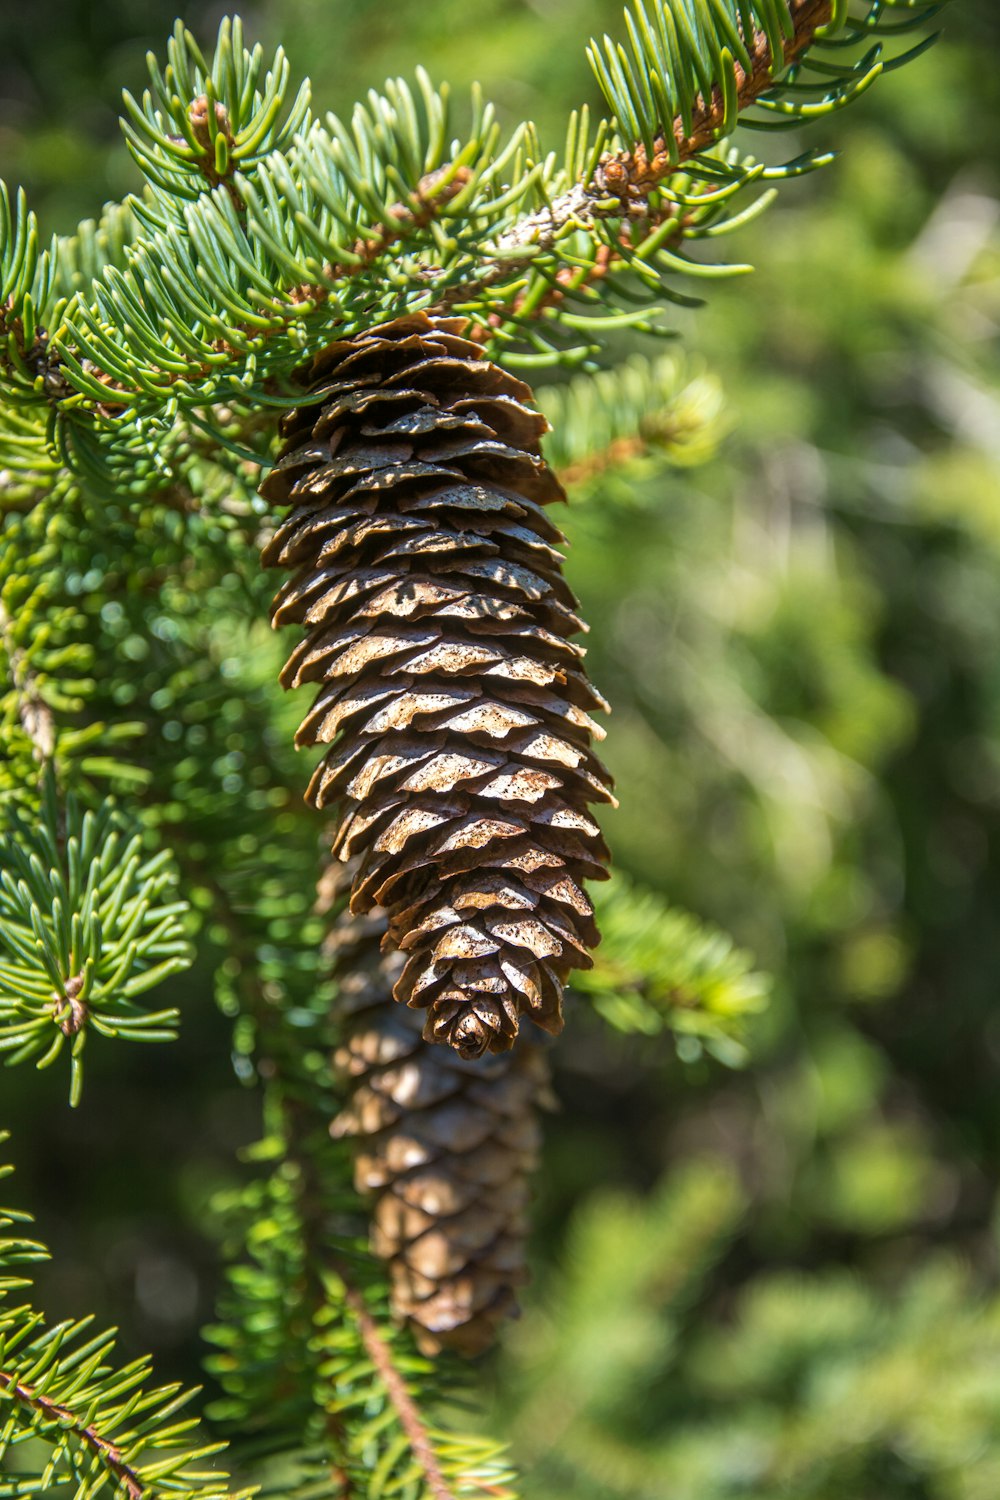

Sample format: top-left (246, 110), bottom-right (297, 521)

top-left (0, 0), bottom-right (943, 491)
top-left (0, 505), bottom-right (87, 793)
top-left (537, 352), bottom-right (727, 479)
top-left (500, 1163), bottom-right (1000, 1499)
top-left (0, 1137), bottom-right (243, 1499)
top-left (582, 873), bottom-right (769, 1062)
top-left (0, 779), bottom-right (191, 1104)
top-left (0, 1), bottom-right (958, 1495)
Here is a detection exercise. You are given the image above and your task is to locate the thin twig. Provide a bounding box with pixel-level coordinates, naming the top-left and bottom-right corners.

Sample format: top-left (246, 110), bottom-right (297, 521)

top-left (556, 433), bottom-right (650, 489)
top-left (0, 1370), bottom-right (145, 1499)
top-left (338, 1277), bottom-right (456, 1500)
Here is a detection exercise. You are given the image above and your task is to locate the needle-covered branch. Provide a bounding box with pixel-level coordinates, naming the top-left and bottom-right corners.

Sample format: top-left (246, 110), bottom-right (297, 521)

top-left (0, 776), bottom-right (192, 1104)
top-left (538, 351), bottom-right (728, 484)
top-left (0, 1142), bottom-right (246, 1500)
top-left (0, 1), bottom-right (947, 490)
top-left (579, 873), bottom-right (770, 1065)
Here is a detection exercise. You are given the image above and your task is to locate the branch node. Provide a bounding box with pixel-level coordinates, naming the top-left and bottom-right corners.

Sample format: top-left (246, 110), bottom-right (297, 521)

top-left (51, 975), bottom-right (87, 1037)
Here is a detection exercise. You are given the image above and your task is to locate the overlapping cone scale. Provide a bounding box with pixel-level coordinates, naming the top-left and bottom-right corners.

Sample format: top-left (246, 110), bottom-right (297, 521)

top-left (263, 313), bottom-right (614, 1059)
top-left (326, 894), bottom-right (552, 1357)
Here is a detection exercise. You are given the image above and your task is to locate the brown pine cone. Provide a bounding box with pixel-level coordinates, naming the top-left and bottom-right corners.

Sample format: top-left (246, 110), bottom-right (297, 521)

top-left (324, 890), bottom-right (552, 1357)
top-left (262, 313), bottom-right (614, 1060)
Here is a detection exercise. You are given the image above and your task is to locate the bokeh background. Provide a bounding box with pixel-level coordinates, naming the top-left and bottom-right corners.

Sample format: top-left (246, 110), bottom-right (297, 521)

top-left (3, 2), bottom-right (1000, 1494)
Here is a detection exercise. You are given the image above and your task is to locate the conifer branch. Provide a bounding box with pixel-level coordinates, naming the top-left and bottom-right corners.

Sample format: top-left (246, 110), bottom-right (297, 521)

top-left (478, 0), bottom-right (835, 282)
top-left (0, 0), bottom-right (942, 485)
top-left (337, 1276), bottom-right (456, 1500)
top-left (64, 0), bottom-right (833, 378)
top-left (0, 497), bottom-right (150, 793)
top-left (539, 353), bottom-right (728, 484)
top-left (650, 0), bottom-right (834, 162)
top-left (0, 779), bottom-right (191, 1103)
top-left (0, 1143), bottom-right (244, 1500)
top-left (0, 1368), bottom-right (146, 1500)
top-left (578, 874), bottom-right (770, 1065)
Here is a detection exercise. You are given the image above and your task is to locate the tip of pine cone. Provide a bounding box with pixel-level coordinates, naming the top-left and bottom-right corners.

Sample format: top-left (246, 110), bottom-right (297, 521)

top-left (432, 1009), bottom-right (496, 1060)
top-left (454, 1019), bottom-right (494, 1061)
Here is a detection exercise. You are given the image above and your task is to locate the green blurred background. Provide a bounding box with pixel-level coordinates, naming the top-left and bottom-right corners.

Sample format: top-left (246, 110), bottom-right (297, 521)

top-left (3, 3), bottom-right (1000, 1494)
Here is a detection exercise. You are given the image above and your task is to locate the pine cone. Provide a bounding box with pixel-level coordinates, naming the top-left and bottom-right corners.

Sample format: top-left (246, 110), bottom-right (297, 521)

top-left (324, 886), bottom-right (552, 1357)
top-left (262, 313), bottom-right (614, 1059)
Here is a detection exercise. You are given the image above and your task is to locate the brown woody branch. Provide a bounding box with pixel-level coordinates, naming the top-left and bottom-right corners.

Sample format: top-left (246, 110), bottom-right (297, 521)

top-left (608, 0), bottom-right (833, 188)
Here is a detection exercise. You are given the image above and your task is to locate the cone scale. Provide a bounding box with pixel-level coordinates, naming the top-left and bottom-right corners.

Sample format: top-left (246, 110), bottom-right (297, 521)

top-left (262, 314), bottom-right (614, 1058)
top-left (325, 891), bottom-right (551, 1356)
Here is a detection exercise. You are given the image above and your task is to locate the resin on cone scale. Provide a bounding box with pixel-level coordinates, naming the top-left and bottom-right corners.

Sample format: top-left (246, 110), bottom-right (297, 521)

top-left (262, 314), bottom-right (614, 1058)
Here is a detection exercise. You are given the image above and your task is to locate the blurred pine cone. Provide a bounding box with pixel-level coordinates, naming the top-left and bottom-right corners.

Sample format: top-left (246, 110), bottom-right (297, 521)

top-left (262, 313), bottom-right (613, 1059)
top-left (324, 884), bottom-right (552, 1356)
